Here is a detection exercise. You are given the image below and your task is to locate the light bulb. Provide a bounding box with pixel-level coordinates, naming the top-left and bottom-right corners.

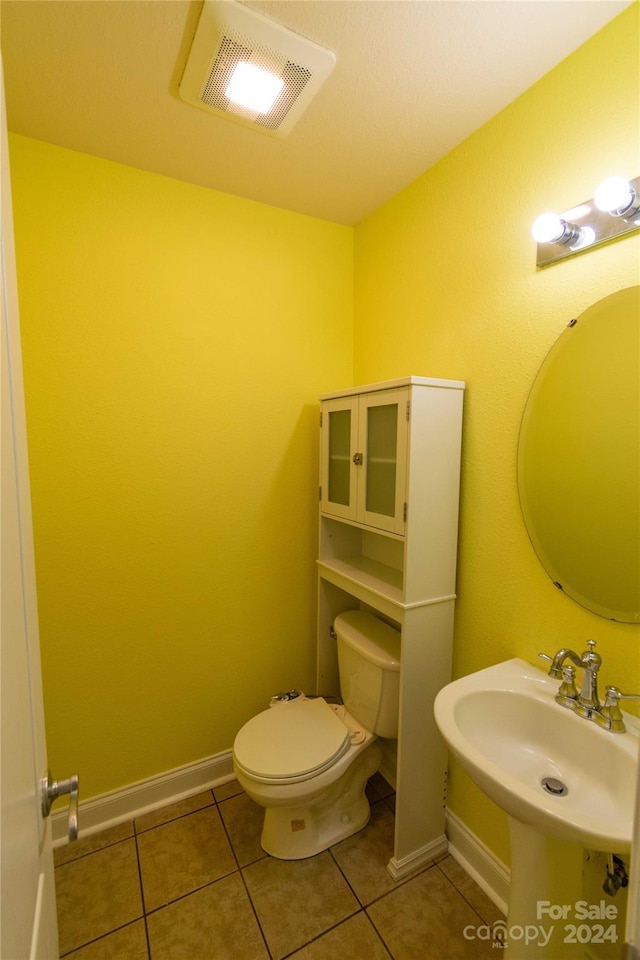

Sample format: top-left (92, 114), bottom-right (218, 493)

top-left (569, 225), bottom-right (596, 251)
top-left (594, 176), bottom-right (635, 215)
top-left (532, 212), bottom-right (583, 247)
top-left (225, 62), bottom-right (284, 114)
top-left (532, 213), bottom-right (565, 244)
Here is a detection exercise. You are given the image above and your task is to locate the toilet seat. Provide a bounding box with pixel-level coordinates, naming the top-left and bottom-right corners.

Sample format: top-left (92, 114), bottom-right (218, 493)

top-left (233, 697), bottom-right (353, 784)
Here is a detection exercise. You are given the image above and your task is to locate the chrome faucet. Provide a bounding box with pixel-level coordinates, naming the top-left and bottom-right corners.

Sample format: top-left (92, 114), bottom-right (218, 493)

top-left (539, 641), bottom-right (640, 733)
top-left (539, 640), bottom-right (602, 719)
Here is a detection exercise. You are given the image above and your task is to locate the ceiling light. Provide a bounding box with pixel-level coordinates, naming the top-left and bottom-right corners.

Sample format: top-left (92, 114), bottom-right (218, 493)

top-left (179, 1), bottom-right (336, 138)
top-left (225, 61), bottom-right (284, 114)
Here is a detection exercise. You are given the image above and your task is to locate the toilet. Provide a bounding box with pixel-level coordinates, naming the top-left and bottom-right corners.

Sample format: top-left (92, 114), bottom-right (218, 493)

top-left (232, 610), bottom-right (401, 860)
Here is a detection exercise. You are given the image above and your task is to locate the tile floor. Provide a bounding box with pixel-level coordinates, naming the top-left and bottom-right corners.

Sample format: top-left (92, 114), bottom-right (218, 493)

top-left (54, 774), bottom-right (504, 960)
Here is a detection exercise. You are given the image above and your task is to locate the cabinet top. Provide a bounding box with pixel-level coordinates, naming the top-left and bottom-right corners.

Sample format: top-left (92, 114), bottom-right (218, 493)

top-left (319, 375), bottom-right (465, 401)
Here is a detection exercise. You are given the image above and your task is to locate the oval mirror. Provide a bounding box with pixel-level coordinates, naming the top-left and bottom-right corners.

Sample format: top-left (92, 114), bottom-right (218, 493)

top-left (518, 285), bottom-right (639, 623)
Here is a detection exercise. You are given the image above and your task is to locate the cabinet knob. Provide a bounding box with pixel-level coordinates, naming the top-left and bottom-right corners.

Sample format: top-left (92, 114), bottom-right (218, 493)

top-left (352, 452), bottom-right (363, 465)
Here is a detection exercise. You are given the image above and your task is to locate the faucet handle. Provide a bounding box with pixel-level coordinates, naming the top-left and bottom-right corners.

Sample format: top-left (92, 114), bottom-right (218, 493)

top-left (593, 686), bottom-right (640, 733)
top-left (604, 686), bottom-right (640, 705)
top-left (538, 652), bottom-right (561, 678)
top-left (581, 639), bottom-right (601, 669)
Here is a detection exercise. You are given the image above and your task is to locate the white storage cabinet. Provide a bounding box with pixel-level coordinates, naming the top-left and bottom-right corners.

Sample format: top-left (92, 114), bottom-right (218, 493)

top-left (317, 376), bottom-right (464, 879)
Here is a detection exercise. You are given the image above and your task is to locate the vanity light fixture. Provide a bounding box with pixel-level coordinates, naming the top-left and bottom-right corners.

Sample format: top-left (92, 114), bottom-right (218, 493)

top-left (532, 174), bottom-right (640, 267)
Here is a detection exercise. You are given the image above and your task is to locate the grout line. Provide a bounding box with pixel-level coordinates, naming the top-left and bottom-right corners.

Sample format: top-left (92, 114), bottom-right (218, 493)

top-left (58, 918), bottom-right (146, 959)
top-left (142, 868), bottom-right (240, 917)
top-left (364, 908), bottom-right (396, 960)
top-left (434, 860), bottom-right (499, 927)
top-left (54, 830), bottom-right (136, 867)
top-left (133, 793), bottom-right (217, 835)
top-left (214, 786), bottom-right (275, 958)
top-left (216, 792), bottom-right (243, 875)
top-left (277, 909), bottom-right (368, 960)
top-left (132, 817), bottom-right (152, 959)
top-left (328, 844), bottom-right (365, 908)
top-left (237, 866), bottom-right (274, 960)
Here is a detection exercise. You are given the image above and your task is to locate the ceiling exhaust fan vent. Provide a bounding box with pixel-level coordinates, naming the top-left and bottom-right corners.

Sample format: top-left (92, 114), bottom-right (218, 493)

top-left (179, 2), bottom-right (335, 138)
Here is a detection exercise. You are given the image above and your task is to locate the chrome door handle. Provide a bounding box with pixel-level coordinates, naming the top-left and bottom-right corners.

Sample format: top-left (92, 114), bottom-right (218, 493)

top-left (41, 769), bottom-right (79, 841)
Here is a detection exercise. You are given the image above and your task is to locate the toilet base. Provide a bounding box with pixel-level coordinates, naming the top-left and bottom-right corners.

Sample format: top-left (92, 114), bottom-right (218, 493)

top-left (260, 742), bottom-right (382, 860)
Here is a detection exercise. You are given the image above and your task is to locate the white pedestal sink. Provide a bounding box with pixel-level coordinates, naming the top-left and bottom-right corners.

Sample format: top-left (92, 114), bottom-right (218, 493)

top-left (434, 658), bottom-right (639, 957)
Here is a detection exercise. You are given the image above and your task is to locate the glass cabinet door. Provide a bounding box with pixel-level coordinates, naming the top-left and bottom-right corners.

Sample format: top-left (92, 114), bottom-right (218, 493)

top-left (321, 398), bottom-right (358, 520)
top-left (358, 389), bottom-right (408, 535)
top-left (365, 403), bottom-right (398, 516)
top-left (328, 408), bottom-right (352, 506)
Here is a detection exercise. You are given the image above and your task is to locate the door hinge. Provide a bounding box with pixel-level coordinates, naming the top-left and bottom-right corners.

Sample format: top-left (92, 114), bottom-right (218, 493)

top-left (319, 486), bottom-right (322, 501)
top-left (406, 401), bottom-right (410, 421)
top-left (403, 502), bottom-right (408, 522)
top-left (319, 410), bottom-right (323, 427)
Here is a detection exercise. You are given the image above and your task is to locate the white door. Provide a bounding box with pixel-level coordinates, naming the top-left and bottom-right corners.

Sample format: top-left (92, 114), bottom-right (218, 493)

top-left (1, 59), bottom-right (59, 960)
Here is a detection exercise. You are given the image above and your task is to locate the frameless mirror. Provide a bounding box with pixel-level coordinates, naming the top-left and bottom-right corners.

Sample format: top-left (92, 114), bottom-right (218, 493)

top-left (518, 285), bottom-right (639, 623)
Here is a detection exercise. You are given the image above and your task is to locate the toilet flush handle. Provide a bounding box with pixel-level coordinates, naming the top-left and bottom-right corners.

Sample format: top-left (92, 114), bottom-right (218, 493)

top-left (269, 690), bottom-right (302, 705)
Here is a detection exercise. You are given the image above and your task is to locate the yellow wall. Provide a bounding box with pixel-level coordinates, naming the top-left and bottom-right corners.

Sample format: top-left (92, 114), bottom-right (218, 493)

top-left (354, 4), bottom-right (640, 864)
top-left (9, 135), bottom-right (353, 796)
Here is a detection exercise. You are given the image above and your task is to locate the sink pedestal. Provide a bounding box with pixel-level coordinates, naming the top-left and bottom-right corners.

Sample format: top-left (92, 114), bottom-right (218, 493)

top-left (506, 818), bottom-right (584, 958)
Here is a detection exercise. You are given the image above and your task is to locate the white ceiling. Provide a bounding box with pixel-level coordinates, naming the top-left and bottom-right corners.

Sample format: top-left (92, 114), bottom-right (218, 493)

top-left (1, 0), bottom-right (630, 225)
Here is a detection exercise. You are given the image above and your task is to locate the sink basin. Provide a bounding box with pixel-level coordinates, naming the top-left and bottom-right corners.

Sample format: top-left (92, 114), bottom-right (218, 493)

top-left (434, 657), bottom-right (639, 852)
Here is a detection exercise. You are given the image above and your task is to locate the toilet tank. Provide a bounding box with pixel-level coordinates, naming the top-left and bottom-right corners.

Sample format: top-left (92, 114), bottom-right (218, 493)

top-left (334, 610), bottom-right (401, 738)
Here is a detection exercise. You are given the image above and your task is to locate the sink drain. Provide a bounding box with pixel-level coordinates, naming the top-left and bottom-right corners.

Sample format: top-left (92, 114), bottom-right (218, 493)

top-left (541, 776), bottom-right (568, 797)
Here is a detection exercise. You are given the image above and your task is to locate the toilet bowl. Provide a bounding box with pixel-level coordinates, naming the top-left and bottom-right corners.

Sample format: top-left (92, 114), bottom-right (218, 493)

top-left (232, 610), bottom-right (401, 860)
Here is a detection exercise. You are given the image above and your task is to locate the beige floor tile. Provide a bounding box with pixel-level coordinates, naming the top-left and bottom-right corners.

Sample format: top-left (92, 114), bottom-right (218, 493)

top-left (137, 806), bottom-right (236, 911)
top-left (55, 839), bottom-right (143, 955)
top-left (64, 920), bottom-right (148, 960)
top-left (367, 863), bottom-right (496, 959)
top-left (243, 851), bottom-right (359, 960)
top-left (289, 912), bottom-right (392, 960)
top-left (218, 791), bottom-right (267, 867)
top-left (135, 791), bottom-right (215, 833)
top-left (330, 801), bottom-right (399, 905)
top-left (54, 821), bottom-right (134, 866)
top-left (146, 873), bottom-right (269, 960)
top-left (437, 855), bottom-right (505, 927)
top-left (368, 772), bottom-right (395, 800)
top-left (213, 778), bottom-right (244, 803)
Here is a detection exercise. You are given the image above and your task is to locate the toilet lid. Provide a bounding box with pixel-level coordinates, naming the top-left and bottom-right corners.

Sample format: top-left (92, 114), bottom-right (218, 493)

top-left (233, 697), bottom-right (351, 781)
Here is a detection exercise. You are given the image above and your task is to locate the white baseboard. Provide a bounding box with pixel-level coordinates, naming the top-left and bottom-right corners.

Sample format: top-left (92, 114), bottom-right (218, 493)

top-left (445, 808), bottom-right (510, 916)
top-left (52, 750), bottom-right (234, 847)
top-left (387, 834), bottom-right (448, 881)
